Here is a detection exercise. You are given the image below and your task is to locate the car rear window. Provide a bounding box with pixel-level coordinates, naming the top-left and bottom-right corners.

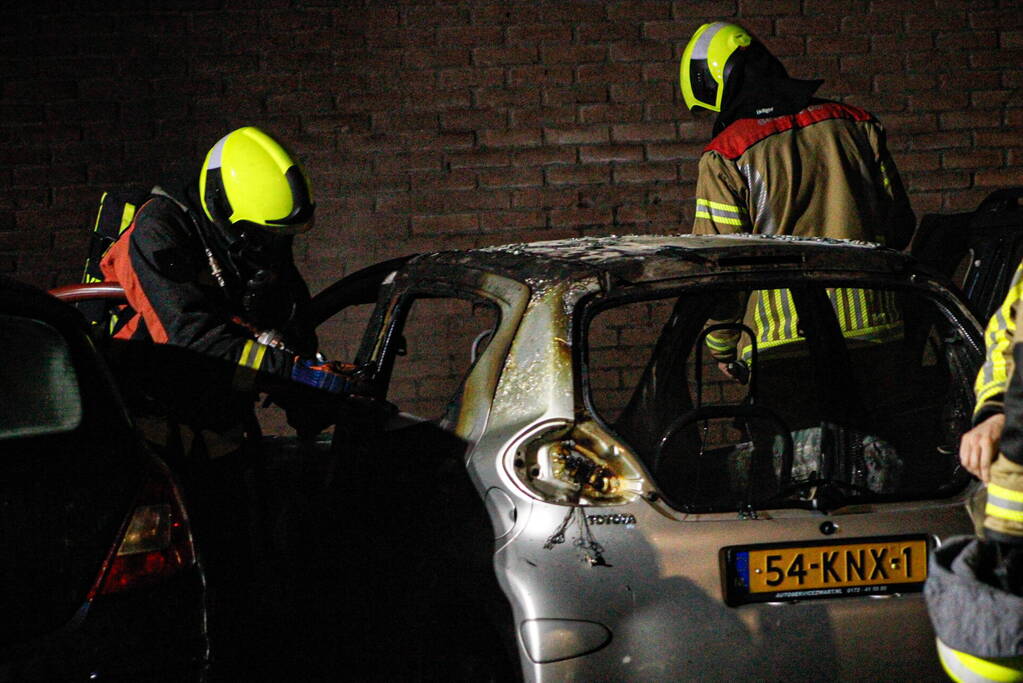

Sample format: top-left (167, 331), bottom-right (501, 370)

top-left (585, 282), bottom-right (977, 512)
top-left (0, 315), bottom-right (82, 440)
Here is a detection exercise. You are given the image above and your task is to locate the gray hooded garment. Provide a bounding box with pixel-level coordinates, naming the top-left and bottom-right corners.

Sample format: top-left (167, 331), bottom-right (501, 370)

top-left (925, 535), bottom-right (1023, 658)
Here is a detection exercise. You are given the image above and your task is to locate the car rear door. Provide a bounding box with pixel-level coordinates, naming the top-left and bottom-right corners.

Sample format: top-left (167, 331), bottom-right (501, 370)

top-left (288, 263), bottom-right (527, 678)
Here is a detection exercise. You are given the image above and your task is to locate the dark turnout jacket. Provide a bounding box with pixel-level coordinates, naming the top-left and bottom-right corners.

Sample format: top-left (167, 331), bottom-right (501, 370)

top-left (99, 187), bottom-right (312, 434)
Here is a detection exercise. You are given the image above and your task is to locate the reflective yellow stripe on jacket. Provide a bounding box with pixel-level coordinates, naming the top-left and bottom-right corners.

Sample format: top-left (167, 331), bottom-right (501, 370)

top-left (975, 262), bottom-right (1023, 416)
top-left (986, 482), bottom-right (1023, 524)
top-left (233, 339), bottom-right (269, 391)
top-left (695, 198), bottom-right (750, 229)
top-left (706, 329), bottom-right (738, 356)
top-left (827, 287), bottom-right (903, 343)
top-left (753, 287), bottom-right (902, 356)
top-left (708, 287), bottom-right (903, 360)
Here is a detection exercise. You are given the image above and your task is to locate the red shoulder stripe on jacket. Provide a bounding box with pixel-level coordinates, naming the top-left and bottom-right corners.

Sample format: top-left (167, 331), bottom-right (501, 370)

top-left (705, 102), bottom-right (874, 160)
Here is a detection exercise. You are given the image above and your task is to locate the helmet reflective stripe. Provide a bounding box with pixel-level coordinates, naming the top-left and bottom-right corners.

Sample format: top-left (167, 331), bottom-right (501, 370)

top-left (690, 21), bottom-right (727, 61)
top-left (207, 135), bottom-right (227, 171)
top-left (680, 22), bottom-right (752, 113)
top-left (936, 638), bottom-right (1023, 683)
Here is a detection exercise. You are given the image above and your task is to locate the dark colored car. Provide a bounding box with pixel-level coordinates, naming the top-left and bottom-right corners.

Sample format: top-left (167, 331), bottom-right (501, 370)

top-left (0, 276), bottom-right (208, 681)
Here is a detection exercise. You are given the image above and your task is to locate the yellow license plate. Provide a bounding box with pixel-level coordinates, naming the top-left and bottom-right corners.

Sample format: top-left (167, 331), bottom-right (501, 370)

top-left (723, 535), bottom-right (929, 605)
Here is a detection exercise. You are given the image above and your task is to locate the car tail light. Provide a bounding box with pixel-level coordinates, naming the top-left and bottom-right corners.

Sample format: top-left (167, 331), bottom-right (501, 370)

top-left (509, 419), bottom-right (645, 506)
top-left (88, 464), bottom-right (196, 599)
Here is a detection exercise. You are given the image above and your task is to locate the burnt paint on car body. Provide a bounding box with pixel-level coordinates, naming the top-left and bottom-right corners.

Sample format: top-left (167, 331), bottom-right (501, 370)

top-left (312, 234), bottom-right (984, 681)
top-left (457, 233), bottom-right (904, 286)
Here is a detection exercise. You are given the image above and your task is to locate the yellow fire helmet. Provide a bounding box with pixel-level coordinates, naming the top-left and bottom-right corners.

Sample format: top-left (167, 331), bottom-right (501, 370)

top-left (680, 22), bottom-right (753, 113)
top-left (199, 126), bottom-right (315, 234)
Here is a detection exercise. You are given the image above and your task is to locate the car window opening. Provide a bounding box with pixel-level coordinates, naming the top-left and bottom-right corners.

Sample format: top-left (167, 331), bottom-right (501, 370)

top-left (386, 293), bottom-right (501, 424)
top-left (586, 282), bottom-right (976, 514)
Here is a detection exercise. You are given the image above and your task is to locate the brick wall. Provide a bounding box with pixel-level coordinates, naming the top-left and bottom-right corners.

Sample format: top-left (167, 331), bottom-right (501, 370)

top-left (2, 1), bottom-right (1022, 424)
top-left (2, 1), bottom-right (1021, 296)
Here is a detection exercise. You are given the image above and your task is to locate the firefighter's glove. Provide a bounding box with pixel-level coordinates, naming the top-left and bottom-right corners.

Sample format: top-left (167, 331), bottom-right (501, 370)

top-left (290, 357), bottom-right (357, 394)
top-left (720, 360), bottom-right (750, 385)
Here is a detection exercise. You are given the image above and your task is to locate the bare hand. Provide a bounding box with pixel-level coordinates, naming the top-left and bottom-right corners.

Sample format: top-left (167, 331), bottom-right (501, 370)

top-left (959, 413), bottom-right (1004, 483)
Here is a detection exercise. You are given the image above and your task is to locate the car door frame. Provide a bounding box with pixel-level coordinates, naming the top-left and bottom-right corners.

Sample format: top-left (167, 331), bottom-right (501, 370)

top-left (910, 187), bottom-right (1023, 321)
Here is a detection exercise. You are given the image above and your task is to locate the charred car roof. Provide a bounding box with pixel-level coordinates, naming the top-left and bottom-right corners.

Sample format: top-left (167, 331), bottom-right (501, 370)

top-left (406, 234), bottom-right (909, 288)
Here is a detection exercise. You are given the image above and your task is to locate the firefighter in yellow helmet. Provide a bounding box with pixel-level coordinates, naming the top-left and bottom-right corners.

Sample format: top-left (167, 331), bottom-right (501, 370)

top-left (683, 20), bottom-right (908, 239)
top-left (680, 21), bottom-right (915, 375)
top-left (100, 126), bottom-right (352, 441)
top-left (680, 22), bottom-right (914, 496)
top-left (99, 126), bottom-right (352, 677)
top-left (680, 20), bottom-right (913, 244)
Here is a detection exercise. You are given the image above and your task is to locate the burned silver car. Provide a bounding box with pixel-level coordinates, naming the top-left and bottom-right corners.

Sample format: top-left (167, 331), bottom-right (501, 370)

top-left (306, 232), bottom-right (994, 680)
